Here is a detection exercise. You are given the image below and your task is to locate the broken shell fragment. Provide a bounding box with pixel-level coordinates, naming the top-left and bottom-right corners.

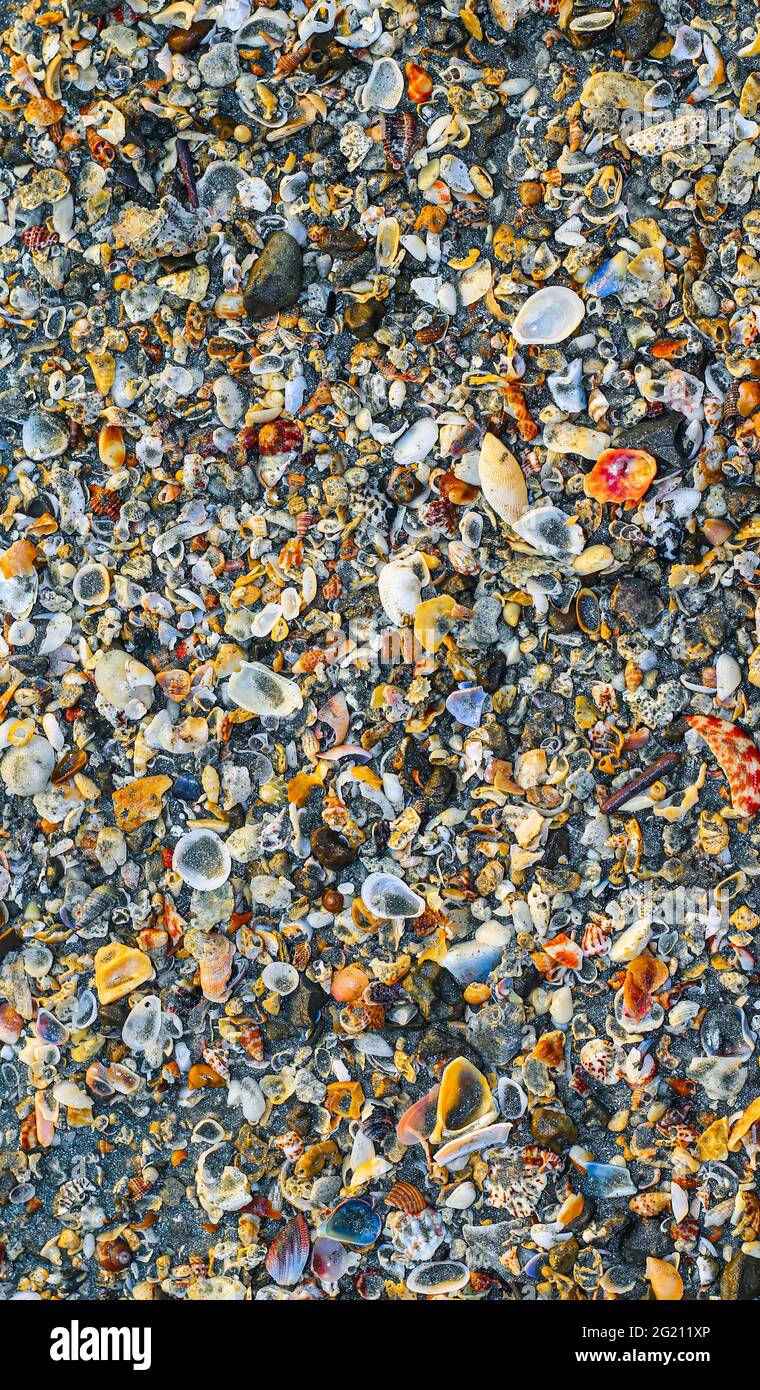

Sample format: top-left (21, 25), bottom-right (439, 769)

top-left (94, 943), bottom-right (154, 1005)
top-left (172, 829), bottom-right (232, 892)
top-left (227, 662), bottom-right (303, 718)
top-left (361, 872), bottom-right (425, 919)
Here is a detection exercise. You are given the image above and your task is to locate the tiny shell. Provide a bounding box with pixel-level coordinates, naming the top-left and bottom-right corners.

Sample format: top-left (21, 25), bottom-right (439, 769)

top-left (228, 662), bottom-right (303, 718)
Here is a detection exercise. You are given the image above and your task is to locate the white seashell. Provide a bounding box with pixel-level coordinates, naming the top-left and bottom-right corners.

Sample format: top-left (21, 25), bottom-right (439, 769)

top-left (378, 554), bottom-right (429, 625)
top-left (298, 0), bottom-right (335, 41)
top-left (547, 358), bottom-right (586, 414)
top-left (543, 422), bottom-right (610, 460)
top-left (459, 259), bottom-right (492, 307)
top-left (94, 648), bottom-right (155, 715)
top-left (361, 871), bottom-right (425, 919)
top-left (716, 653), bottom-right (742, 703)
top-left (228, 661), bottom-right (303, 718)
top-left (512, 286), bottom-right (585, 345)
top-left (477, 431), bottom-right (528, 525)
top-left (173, 829), bottom-right (231, 892)
top-left (671, 1181), bottom-right (689, 1223)
top-left (512, 505), bottom-right (585, 559)
top-left (1, 736), bottom-right (56, 796)
top-left (392, 417), bottom-right (438, 465)
top-left (440, 154), bottom-right (473, 194)
top-left (549, 985), bottom-right (573, 1026)
top-left (360, 57), bottom-right (404, 111)
top-left (609, 921), bottom-right (652, 963)
top-left (444, 1181), bottom-right (477, 1209)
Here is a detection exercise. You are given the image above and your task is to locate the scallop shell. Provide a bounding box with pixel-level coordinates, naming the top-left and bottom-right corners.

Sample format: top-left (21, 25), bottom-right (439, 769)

top-left (265, 1214), bottom-right (310, 1287)
top-left (378, 554), bottom-right (429, 625)
top-left (511, 286), bottom-right (585, 345)
top-left (477, 431), bottom-right (528, 524)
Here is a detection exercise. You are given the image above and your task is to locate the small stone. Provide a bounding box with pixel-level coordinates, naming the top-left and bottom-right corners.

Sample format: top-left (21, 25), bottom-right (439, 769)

top-left (310, 826), bottom-right (358, 870)
top-left (720, 1252), bottom-right (760, 1301)
top-left (615, 0), bottom-right (664, 60)
top-left (529, 1107), bottom-right (578, 1149)
top-left (611, 576), bottom-right (663, 629)
top-left (344, 299), bottom-right (385, 340)
top-left (242, 231), bottom-right (303, 321)
top-left (615, 410), bottom-right (687, 469)
top-left (548, 1236), bottom-right (580, 1274)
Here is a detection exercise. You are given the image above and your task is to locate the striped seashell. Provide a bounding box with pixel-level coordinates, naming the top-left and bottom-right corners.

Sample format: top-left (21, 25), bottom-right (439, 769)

top-left (22, 226), bottom-right (59, 251)
top-left (382, 111), bottom-right (424, 170)
top-left (478, 431), bottom-right (528, 525)
top-left (384, 1181), bottom-right (428, 1214)
top-left (202, 1043), bottom-right (230, 1080)
top-left (581, 920), bottom-right (609, 956)
top-left (448, 539), bottom-right (480, 575)
top-left (265, 1213), bottom-right (310, 1287)
top-left (240, 1021), bottom-right (264, 1061)
top-left (198, 933), bottom-right (234, 1002)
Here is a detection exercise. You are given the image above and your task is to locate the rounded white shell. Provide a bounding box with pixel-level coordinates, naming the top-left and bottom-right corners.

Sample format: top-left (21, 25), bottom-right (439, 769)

top-left (393, 417), bottom-right (438, 466)
top-left (378, 554), bottom-right (429, 625)
top-left (361, 871), bottom-right (425, 919)
top-left (477, 431), bottom-right (528, 525)
top-left (512, 286), bottom-right (585, 345)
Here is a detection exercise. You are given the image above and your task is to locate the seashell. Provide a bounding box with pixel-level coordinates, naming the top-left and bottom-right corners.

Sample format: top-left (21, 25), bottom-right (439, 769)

top-left (513, 505), bottom-right (585, 559)
top-left (686, 715), bottom-right (760, 817)
top-left (360, 57), bottom-right (404, 112)
top-left (94, 648), bottom-right (155, 715)
top-left (98, 423), bottom-right (126, 470)
top-left (646, 1257), bottom-right (683, 1302)
top-left (199, 932), bottom-right (235, 1002)
top-left (547, 358), bottom-right (586, 414)
top-left (406, 1260), bottom-right (469, 1295)
top-left (576, 589), bottom-right (600, 638)
top-left (431, 1057), bottom-right (497, 1143)
top-left (228, 661), bottom-right (303, 718)
top-left (1, 734), bottom-right (56, 796)
top-left (72, 562), bottom-right (110, 607)
top-left (376, 216), bottom-right (400, 270)
top-left (112, 775), bottom-right (172, 833)
top-left (311, 1237), bottom-right (352, 1286)
top-left (378, 554), bottom-right (429, 625)
top-left (321, 1198), bottom-right (382, 1248)
top-left (385, 1181), bottom-right (428, 1214)
top-left (544, 422), bottom-right (610, 461)
top-left (715, 653), bottom-right (742, 703)
top-left (361, 871), bottom-right (425, 919)
top-left (459, 258), bottom-right (492, 306)
top-left (94, 943), bottom-right (154, 1005)
top-left (382, 112), bottom-right (424, 170)
top-left (477, 431), bottom-right (527, 524)
top-left (442, 939), bottom-right (500, 985)
top-left (397, 1085), bottom-right (440, 1148)
top-left (625, 110), bottom-right (707, 157)
top-left (265, 1214), bottom-right (310, 1287)
top-left (393, 417), bottom-right (438, 465)
top-left (434, 1122), bottom-right (511, 1170)
top-left (584, 447), bottom-right (657, 504)
top-left (579, 1038), bottom-right (619, 1085)
top-left (173, 829), bottom-right (231, 891)
top-left (512, 287), bottom-right (585, 345)
top-left (405, 61), bottom-right (432, 104)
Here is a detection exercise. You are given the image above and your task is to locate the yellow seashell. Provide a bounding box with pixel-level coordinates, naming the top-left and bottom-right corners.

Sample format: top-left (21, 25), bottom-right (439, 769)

top-left (112, 774), bottom-right (172, 833)
top-left (646, 1256), bottom-right (683, 1301)
top-left (478, 431), bottom-right (528, 525)
top-left (430, 1056), bottom-right (497, 1143)
top-left (87, 350), bottom-right (116, 396)
top-left (94, 942), bottom-right (154, 1005)
top-left (414, 595), bottom-right (458, 654)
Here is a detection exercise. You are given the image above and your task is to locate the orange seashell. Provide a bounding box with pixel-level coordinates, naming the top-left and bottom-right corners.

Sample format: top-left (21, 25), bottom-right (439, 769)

top-left (258, 419), bottom-right (302, 456)
top-left (532, 1029), bottom-right (566, 1067)
top-left (199, 932), bottom-right (234, 1002)
top-left (686, 715), bottom-right (760, 818)
top-left (188, 1062), bottom-right (226, 1090)
top-left (437, 470), bottom-right (479, 505)
top-left (112, 774), bottom-right (172, 833)
top-left (646, 1256), bottom-right (683, 1301)
top-left (325, 1080), bottom-right (364, 1119)
top-left (630, 1191), bottom-right (671, 1216)
top-left (98, 423), bottom-right (126, 470)
top-left (543, 931), bottom-right (583, 970)
top-left (86, 127), bottom-right (115, 166)
top-left (331, 964), bottom-right (369, 1003)
top-left (738, 379), bottom-right (760, 417)
top-left (405, 61), bottom-right (433, 104)
top-left (156, 668), bottom-right (192, 702)
top-left (622, 952), bottom-right (669, 1022)
top-left (584, 448), bottom-right (657, 504)
top-left (0, 538), bottom-right (36, 578)
top-left (385, 1181), bottom-right (428, 1214)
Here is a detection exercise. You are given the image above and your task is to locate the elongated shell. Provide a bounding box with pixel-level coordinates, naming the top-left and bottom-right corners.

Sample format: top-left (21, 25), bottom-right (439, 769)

top-left (478, 432), bottom-right (528, 524)
top-left (512, 286), bottom-right (585, 345)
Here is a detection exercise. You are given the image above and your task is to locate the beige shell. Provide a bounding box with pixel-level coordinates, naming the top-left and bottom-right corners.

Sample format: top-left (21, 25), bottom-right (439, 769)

top-left (477, 431), bottom-right (528, 525)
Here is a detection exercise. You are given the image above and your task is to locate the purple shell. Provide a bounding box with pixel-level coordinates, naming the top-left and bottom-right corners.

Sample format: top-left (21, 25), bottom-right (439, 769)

top-left (265, 1214), bottom-right (310, 1287)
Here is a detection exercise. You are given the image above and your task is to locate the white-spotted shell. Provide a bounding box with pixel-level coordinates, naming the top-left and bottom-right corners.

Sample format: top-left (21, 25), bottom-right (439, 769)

top-left (512, 286), bottom-right (585, 345)
top-left (378, 554), bottom-right (430, 625)
top-left (477, 432), bottom-right (528, 525)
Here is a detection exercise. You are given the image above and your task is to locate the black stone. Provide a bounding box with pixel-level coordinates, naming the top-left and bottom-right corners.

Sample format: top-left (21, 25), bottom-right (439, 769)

top-left (242, 231), bottom-right (303, 320)
top-left (310, 826), bottom-right (358, 870)
top-left (615, 410), bottom-right (687, 470)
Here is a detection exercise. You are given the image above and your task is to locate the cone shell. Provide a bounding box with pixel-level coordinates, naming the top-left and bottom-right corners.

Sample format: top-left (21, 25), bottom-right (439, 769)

top-left (478, 431), bottom-right (528, 524)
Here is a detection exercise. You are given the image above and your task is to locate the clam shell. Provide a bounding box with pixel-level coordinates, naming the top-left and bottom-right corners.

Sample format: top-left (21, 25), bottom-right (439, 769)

top-left (478, 431), bottom-right (528, 524)
top-left (265, 1214), bottom-right (310, 1287)
top-left (512, 286), bottom-right (585, 345)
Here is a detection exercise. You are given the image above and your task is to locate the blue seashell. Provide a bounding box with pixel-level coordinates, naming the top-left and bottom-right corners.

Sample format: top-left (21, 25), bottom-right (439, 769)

top-left (321, 1198), bottom-right (382, 1248)
top-left (585, 251), bottom-right (629, 300)
top-left (446, 685), bottom-right (486, 729)
top-left (172, 775), bottom-right (202, 802)
top-left (583, 1162), bottom-right (636, 1198)
top-left (442, 940), bottom-right (501, 986)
